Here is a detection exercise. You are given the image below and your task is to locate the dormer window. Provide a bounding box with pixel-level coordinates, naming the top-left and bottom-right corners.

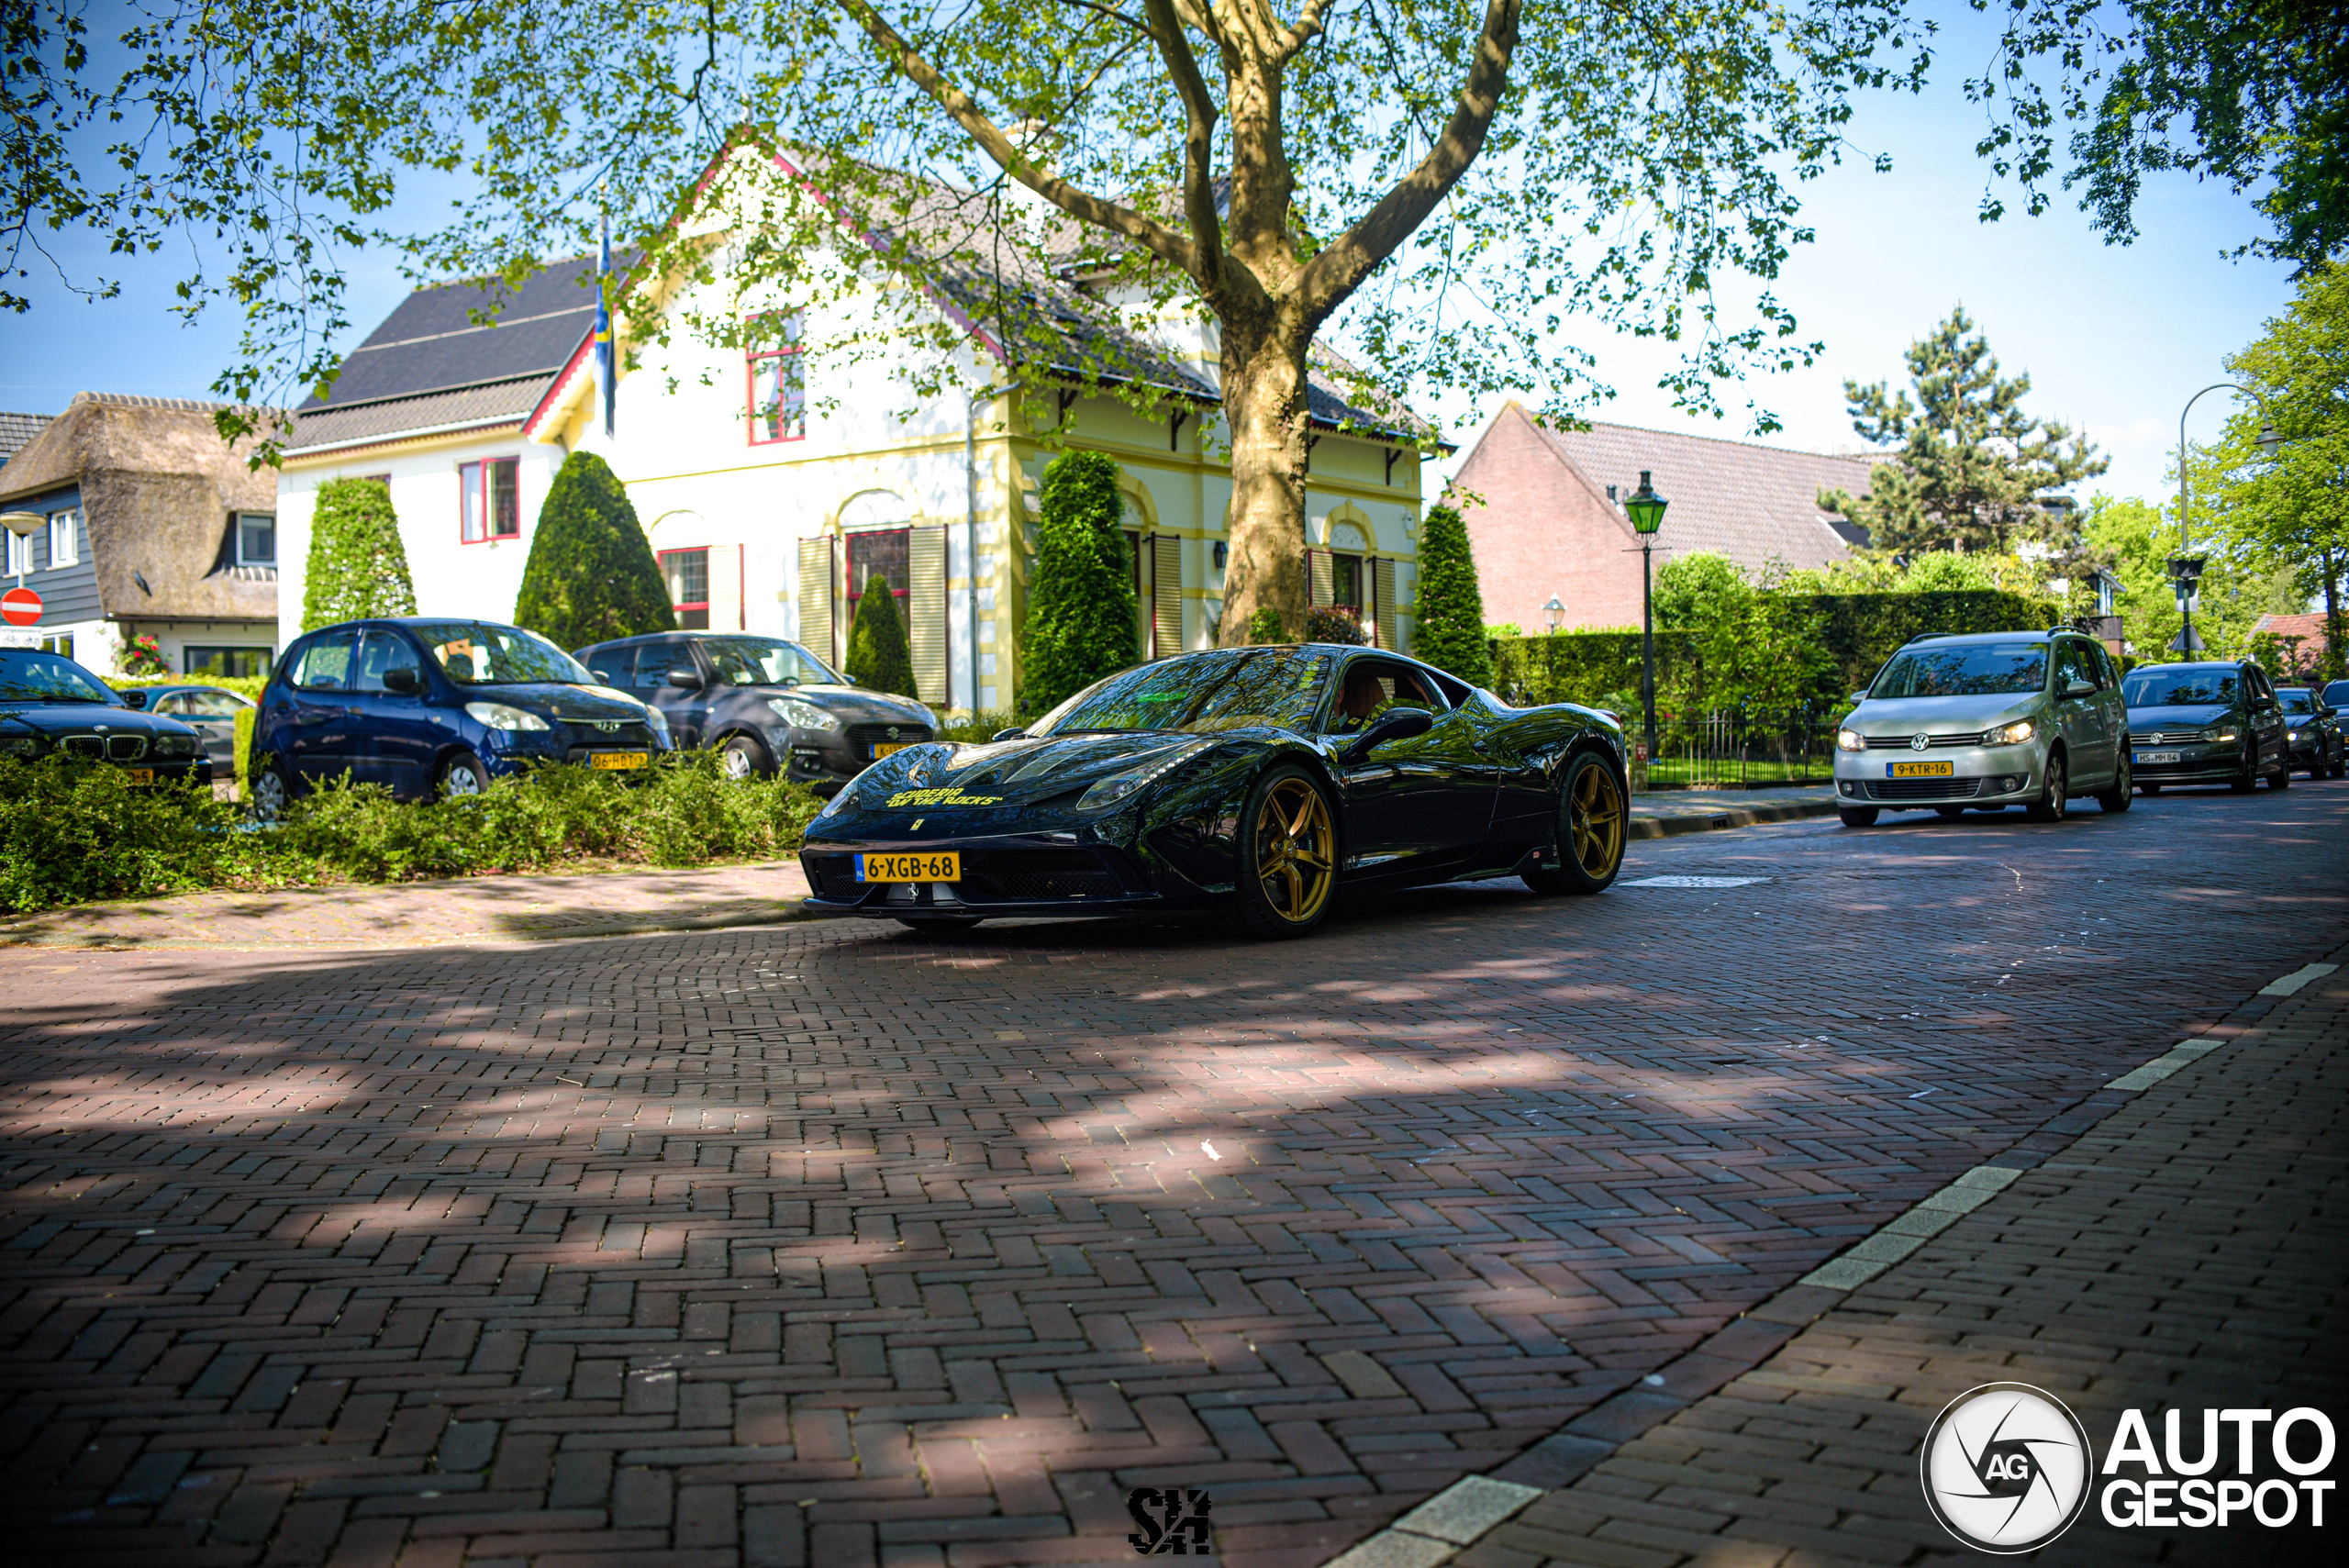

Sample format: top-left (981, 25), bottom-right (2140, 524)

top-left (236, 512), bottom-right (276, 566)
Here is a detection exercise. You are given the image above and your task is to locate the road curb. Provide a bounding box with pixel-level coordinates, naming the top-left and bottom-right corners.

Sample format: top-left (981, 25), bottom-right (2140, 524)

top-left (1627, 798), bottom-right (1840, 840)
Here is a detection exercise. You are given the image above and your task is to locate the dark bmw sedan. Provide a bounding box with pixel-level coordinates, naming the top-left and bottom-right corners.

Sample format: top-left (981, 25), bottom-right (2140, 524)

top-left (575, 632), bottom-right (934, 790)
top-left (0, 649), bottom-right (212, 785)
top-left (2121, 660), bottom-right (2291, 793)
top-left (252, 617), bottom-right (672, 815)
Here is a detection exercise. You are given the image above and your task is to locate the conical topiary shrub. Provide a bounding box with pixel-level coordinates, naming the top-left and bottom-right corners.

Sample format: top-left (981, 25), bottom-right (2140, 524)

top-left (513, 451), bottom-right (674, 651)
top-left (844, 573), bottom-right (918, 696)
top-left (1414, 500), bottom-right (1492, 687)
top-left (1020, 450), bottom-right (1139, 712)
top-left (301, 477), bottom-right (418, 631)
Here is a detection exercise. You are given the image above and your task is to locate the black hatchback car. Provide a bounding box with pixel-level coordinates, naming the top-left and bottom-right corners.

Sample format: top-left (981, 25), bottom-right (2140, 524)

top-left (0, 649), bottom-right (212, 785)
top-left (2121, 661), bottom-right (2292, 793)
top-left (575, 632), bottom-right (935, 791)
top-left (2277, 686), bottom-right (2345, 778)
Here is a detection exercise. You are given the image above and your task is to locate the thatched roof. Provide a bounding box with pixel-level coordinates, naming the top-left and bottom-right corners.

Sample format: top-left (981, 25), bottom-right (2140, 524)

top-left (0, 393), bottom-right (280, 622)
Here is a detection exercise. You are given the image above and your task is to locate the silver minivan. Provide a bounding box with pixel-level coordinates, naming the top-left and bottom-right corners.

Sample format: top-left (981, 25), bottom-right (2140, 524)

top-left (1834, 630), bottom-right (2132, 826)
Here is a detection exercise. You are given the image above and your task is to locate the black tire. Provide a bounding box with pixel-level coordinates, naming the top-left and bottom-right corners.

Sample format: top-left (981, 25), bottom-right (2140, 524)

top-left (2270, 757), bottom-right (2293, 789)
top-left (2096, 751), bottom-right (2132, 813)
top-left (1838, 806), bottom-right (1879, 828)
top-left (895, 916), bottom-right (983, 933)
top-left (2026, 752), bottom-right (2069, 822)
top-left (1934, 805), bottom-right (1967, 818)
top-left (1226, 763), bottom-right (1339, 939)
top-left (1521, 751), bottom-right (1628, 895)
top-left (718, 733), bottom-right (774, 781)
top-left (250, 757), bottom-right (294, 822)
top-left (2232, 746), bottom-right (2259, 793)
top-left (438, 750), bottom-right (491, 800)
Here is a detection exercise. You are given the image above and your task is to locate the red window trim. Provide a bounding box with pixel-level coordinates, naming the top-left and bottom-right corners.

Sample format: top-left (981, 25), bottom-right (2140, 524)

top-left (746, 310), bottom-right (807, 447)
top-left (458, 455), bottom-right (522, 545)
top-left (658, 547), bottom-right (711, 619)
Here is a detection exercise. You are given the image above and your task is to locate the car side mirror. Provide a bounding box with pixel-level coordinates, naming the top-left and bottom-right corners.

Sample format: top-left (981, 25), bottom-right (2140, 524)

top-left (382, 665), bottom-right (423, 695)
top-left (1848, 690), bottom-right (1867, 707)
top-left (1342, 706), bottom-right (1435, 763)
top-left (665, 667), bottom-right (704, 689)
top-left (991, 728), bottom-right (1028, 742)
top-left (117, 688), bottom-right (149, 709)
top-left (2064, 677), bottom-right (2097, 697)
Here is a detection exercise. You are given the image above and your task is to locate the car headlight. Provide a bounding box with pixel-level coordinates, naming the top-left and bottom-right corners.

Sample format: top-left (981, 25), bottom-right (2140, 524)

top-left (463, 701), bottom-right (551, 731)
top-left (2201, 726), bottom-right (2240, 744)
top-left (2288, 729), bottom-right (2301, 741)
top-left (1987, 719), bottom-right (2035, 746)
top-left (151, 733), bottom-right (201, 758)
top-left (1075, 739), bottom-right (1219, 813)
top-left (767, 697), bottom-right (841, 731)
top-left (1836, 728), bottom-right (1865, 752)
top-left (2, 734), bottom-right (45, 757)
top-left (640, 704), bottom-right (671, 744)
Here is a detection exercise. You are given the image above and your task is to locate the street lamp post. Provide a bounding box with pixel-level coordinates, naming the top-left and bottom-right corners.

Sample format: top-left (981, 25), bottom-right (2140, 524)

top-left (2176, 384), bottom-right (2282, 662)
top-left (1623, 471), bottom-right (1669, 774)
top-left (1543, 595), bottom-right (1564, 634)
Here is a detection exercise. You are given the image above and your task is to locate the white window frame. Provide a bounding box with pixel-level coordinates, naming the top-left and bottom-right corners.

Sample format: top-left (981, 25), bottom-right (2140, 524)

top-left (3, 528), bottom-right (26, 576)
top-left (235, 511), bottom-right (277, 566)
top-left (47, 509), bottom-right (80, 569)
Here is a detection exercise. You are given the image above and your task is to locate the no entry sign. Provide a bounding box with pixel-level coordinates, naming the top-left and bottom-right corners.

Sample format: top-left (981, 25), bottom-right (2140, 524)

top-left (2, 586), bottom-right (41, 627)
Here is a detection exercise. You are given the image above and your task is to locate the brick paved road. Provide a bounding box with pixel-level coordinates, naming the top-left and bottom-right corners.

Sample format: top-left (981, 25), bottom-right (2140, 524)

top-left (1459, 947), bottom-right (2349, 1568)
top-left (5, 784), bottom-right (2345, 1567)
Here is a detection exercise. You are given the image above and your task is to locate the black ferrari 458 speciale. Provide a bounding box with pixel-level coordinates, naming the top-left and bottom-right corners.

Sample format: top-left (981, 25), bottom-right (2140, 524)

top-left (798, 643), bottom-right (1630, 938)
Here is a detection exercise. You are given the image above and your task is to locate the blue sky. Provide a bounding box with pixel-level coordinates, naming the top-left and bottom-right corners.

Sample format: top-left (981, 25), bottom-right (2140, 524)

top-left (3, 17), bottom-right (2296, 511)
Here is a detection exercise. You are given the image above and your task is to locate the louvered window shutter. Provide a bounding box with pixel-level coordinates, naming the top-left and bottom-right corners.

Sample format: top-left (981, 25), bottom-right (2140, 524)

top-left (797, 535), bottom-right (836, 667)
top-left (1152, 534), bottom-right (1184, 657)
top-left (908, 525), bottom-right (949, 704)
top-left (1308, 548), bottom-right (1333, 607)
top-left (1374, 558), bottom-right (1398, 651)
top-left (710, 544), bottom-right (744, 631)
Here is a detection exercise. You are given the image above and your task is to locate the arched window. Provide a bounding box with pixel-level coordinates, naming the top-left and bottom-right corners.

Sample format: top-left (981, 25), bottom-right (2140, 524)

top-left (839, 489), bottom-right (914, 618)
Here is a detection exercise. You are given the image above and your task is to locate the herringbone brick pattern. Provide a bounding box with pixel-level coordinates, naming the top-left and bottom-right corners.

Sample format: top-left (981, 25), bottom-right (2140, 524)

top-left (5, 788), bottom-right (2345, 1566)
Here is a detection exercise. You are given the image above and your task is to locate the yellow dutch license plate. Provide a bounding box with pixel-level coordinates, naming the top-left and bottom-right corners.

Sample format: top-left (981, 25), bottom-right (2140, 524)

top-left (124, 767), bottom-right (154, 785)
top-left (856, 851), bottom-right (960, 884)
top-left (871, 740), bottom-right (910, 760)
top-left (1889, 760), bottom-right (1954, 778)
top-left (590, 751), bottom-right (649, 771)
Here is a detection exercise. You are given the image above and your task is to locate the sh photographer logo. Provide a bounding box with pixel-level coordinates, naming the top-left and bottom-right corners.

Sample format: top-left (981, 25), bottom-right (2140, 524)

top-left (1920, 1383), bottom-right (2095, 1553)
top-left (1126, 1487), bottom-right (1213, 1555)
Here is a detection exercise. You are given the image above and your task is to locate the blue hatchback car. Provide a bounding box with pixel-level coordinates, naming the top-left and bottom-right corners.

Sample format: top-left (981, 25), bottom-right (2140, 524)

top-left (251, 617), bottom-right (672, 816)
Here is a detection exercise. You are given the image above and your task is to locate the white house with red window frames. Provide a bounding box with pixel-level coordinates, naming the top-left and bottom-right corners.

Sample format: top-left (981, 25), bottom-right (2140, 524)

top-left (275, 153), bottom-right (1439, 711)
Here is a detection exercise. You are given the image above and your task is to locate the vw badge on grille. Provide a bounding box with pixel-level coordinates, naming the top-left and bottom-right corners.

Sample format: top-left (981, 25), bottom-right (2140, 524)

top-left (1909, 733), bottom-right (1931, 751)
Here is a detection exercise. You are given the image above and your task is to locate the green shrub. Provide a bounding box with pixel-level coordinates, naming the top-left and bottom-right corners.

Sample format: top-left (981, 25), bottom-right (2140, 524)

top-left (1020, 450), bottom-right (1139, 711)
top-left (0, 751), bottom-right (823, 914)
top-left (233, 706), bottom-right (256, 796)
top-left (844, 573), bottom-right (918, 696)
top-left (1307, 606), bottom-right (1367, 645)
top-left (1414, 501), bottom-right (1491, 686)
top-left (109, 673), bottom-right (271, 702)
top-left (302, 477), bottom-right (417, 631)
top-left (1246, 606), bottom-right (1285, 644)
top-left (930, 707), bottom-right (1024, 743)
top-left (513, 450), bottom-right (674, 651)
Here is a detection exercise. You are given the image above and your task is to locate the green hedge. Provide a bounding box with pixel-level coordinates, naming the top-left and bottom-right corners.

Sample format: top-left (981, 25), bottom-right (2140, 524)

top-left (0, 751), bottom-right (823, 915)
top-left (1489, 589), bottom-right (2060, 712)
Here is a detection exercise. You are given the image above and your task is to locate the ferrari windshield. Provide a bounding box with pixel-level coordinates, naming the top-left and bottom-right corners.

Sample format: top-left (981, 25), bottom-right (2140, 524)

top-left (1871, 643), bottom-right (2049, 698)
top-left (0, 651), bottom-right (118, 706)
top-left (2122, 669), bottom-right (2243, 707)
top-left (409, 622), bottom-right (593, 685)
top-left (700, 637), bottom-right (841, 687)
top-left (1030, 649), bottom-right (1333, 738)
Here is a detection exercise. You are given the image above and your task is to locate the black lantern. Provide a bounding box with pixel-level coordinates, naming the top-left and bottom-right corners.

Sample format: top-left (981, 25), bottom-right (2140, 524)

top-left (1625, 470), bottom-right (1670, 777)
top-left (1625, 471), bottom-right (1669, 536)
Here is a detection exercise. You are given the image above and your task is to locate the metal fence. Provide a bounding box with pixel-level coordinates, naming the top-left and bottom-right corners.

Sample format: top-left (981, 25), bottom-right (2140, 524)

top-left (1636, 711), bottom-right (1838, 791)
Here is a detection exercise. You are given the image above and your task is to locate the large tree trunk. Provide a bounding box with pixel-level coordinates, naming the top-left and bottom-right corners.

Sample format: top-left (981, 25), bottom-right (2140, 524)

top-left (2326, 544), bottom-right (2343, 681)
top-left (1216, 314), bottom-right (1311, 646)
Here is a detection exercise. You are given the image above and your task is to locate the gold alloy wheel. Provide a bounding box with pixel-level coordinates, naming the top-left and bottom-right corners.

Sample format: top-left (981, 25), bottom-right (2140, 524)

top-left (1568, 761), bottom-right (1625, 879)
top-left (1254, 775), bottom-right (1336, 925)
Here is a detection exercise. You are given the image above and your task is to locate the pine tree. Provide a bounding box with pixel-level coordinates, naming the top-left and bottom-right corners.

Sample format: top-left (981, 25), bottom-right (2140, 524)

top-left (1020, 450), bottom-right (1139, 712)
top-left (1820, 306), bottom-right (2107, 558)
top-left (300, 477), bottom-right (418, 631)
top-left (1413, 501), bottom-right (1491, 686)
top-left (844, 573), bottom-right (918, 696)
top-left (513, 451), bottom-right (674, 651)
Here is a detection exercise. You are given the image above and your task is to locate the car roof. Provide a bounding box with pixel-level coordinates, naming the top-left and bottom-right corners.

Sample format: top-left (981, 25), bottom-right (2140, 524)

top-left (1902, 629), bottom-right (2060, 646)
top-left (2128, 660), bottom-right (2250, 673)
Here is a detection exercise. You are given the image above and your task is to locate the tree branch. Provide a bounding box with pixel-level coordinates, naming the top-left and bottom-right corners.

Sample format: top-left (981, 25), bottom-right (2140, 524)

top-left (826, 0), bottom-right (1197, 272)
top-left (1295, 0), bottom-right (1519, 322)
top-left (1271, 0), bottom-right (1338, 64)
top-left (1141, 0), bottom-right (1226, 289)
